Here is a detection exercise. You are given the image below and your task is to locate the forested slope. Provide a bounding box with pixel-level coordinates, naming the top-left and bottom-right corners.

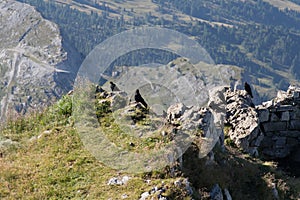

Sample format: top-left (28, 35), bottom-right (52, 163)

top-left (19, 0), bottom-right (300, 99)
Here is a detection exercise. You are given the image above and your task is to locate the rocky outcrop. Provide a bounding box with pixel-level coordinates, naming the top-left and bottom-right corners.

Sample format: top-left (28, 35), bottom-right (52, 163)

top-left (92, 85), bottom-right (226, 172)
top-left (258, 85), bottom-right (300, 159)
top-left (96, 86), bottom-right (224, 157)
top-left (167, 103), bottom-right (224, 159)
top-left (225, 88), bottom-right (263, 156)
top-left (225, 85), bottom-right (300, 159)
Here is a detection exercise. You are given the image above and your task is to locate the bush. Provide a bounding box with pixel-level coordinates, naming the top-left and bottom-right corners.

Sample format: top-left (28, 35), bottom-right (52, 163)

top-left (95, 100), bottom-right (111, 118)
top-left (55, 95), bottom-right (73, 117)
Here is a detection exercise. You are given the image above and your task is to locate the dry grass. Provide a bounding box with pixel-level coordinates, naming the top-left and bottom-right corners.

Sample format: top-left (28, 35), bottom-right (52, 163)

top-left (0, 93), bottom-right (299, 199)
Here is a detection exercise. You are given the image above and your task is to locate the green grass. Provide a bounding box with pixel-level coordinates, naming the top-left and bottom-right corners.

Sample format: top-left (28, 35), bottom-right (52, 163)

top-left (0, 94), bottom-right (192, 199)
top-left (0, 93), bottom-right (299, 199)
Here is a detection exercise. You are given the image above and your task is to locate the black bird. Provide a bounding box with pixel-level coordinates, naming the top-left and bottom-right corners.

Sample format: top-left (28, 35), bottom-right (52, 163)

top-left (95, 85), bottom-right (104, 93)
top-left (134, 89), bottom-right (148, 108)
top-left (110, 81), bottom-right (120, 91)
top-left (244, 82), bottom-right (253, 98)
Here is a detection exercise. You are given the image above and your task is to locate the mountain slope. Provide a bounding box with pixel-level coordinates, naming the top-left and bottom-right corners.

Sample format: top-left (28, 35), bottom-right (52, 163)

top-left (0, 88), bottom-right (299, 199)
top-left (19, 0), bottom-right (300, 102)
top-left (0, 0), bottom-right (80, 122)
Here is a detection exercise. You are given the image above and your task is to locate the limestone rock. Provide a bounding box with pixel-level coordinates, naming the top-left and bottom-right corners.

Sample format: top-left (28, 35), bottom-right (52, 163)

top-left (271, 183), bottom-right (279, 200)
top-left (209, 184), bottom-right (232, 200)
top-left (225, 88), bottom-right (263, 155)
top-left (107, 176), bottom-right (131, 185)
top-left (167, 103), bottom-right (187, 124)
top-left (210, 184), bottom-right (223, 200)
top-left (0, 137), bottom-right (19, 157)
top-left (111, 92), bottom-right (127, 111)
top-left (139, 192), bottom-right (150, 200)
top-left (167, 103), bottom-right (223, 158)
top-left (258, 85), bottom-right (300, 159)
top-left (227, 85), bottom-right (300, 159)
top-left (0, 0), bottom-right (78, 122)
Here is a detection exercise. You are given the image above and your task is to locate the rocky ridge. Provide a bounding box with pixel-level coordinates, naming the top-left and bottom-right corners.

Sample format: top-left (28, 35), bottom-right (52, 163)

top-left (94, 86), bottom-right (225, 158)
top-left (106, 82), bottom-right (300, 198)
top-left (93, 86), bottom-right (228, 199)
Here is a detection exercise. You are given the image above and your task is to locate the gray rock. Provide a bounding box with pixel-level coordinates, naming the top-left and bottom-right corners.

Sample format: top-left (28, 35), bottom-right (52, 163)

top-left (159, 197), bottom-right (167, 200)
top-left (111, 92), bottom-right (127, 111)
top-left (107, 176), bottom-right (130, 185)
top-left (223, 188), bottom-right (232, 200)
top-left (248, 147), bottom-right (259, 157)
top-left (0, 0), bottom-right (76, 122)
top-left (260, 137), bottom-right (273, 148)
top-left (281, 111), bottom-right (290, 121)
top-left (279, 131), bottom-right (300, 137)
top-left (139, 192), bottom-right (150, 200)
top-left (270, 113), bottom-right (280, 122)
top-left (286, 137), bottom-right (299, 148)
top-left (289, 120), bottom-right (300, 130)
top-left (183, 179), bottom-right (193, 195)
top-left (167, 103), bottom-right (187, 123)
top-left (258, 109), bottom-right (270, 123)
top-left (107, 177), bottom-right (123, 185)
top-left (174, 179), bottom-right (182, 187)
top-left (208, 86), bottom-right (227, 115)
top-left (274, 137), bottom-right (286, 148)
top-left (290, 148), bottom-right (300, 162)
top-left (170, 104), bottom-right (223, 158)
top-left (262, 100), bottom-right (273, 107)
top-left (205, 151), bottom-right (215, 165)
top-left (174, 179), bottom-right (193, 196)
top-left (259, 91), bottom-right (300, 159)
top-left (225, 89), bottom-right (261, 154)
top-left (262, 122), bottom-right (287, 132)
top-left (274, 148), bottom-right (290, 158)
top-left (210, 184), bottom-right (223, 200)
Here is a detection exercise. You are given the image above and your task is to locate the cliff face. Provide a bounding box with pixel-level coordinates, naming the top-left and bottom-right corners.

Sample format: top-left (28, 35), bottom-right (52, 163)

top-left (0, 0), bottom-right (75, 121)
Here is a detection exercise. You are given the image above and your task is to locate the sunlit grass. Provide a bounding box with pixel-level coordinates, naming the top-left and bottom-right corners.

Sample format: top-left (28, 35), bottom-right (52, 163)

top-left (0, 92), bottom-right (299, 199)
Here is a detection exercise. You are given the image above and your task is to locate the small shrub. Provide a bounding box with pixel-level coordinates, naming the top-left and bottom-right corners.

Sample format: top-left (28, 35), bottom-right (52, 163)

top-left (95, 100), bottom-right (111, 118)
top-left (223, 125), bottom-right (232, 137)
top-left (55, 95), bottom-right (73, 117)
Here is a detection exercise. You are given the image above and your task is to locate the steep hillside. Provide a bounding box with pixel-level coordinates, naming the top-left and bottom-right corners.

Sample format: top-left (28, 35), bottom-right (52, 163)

top-left (19, 0), bottom-right (300, 102)
top-left (0, 0), bottom-right (80, 122)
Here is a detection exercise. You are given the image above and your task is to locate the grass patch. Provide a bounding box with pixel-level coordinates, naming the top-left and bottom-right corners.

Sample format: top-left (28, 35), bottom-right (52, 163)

top-left (0, 94), bottom-right (191, 199)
